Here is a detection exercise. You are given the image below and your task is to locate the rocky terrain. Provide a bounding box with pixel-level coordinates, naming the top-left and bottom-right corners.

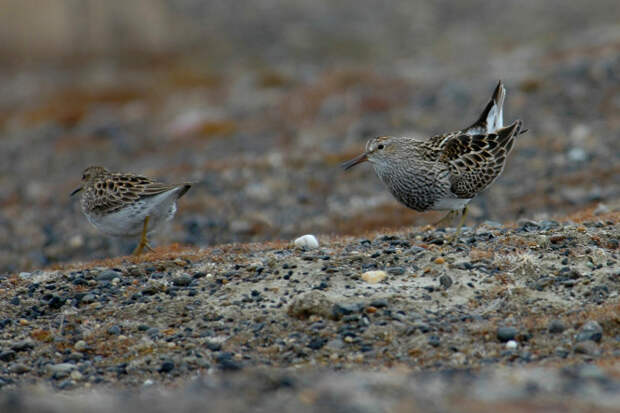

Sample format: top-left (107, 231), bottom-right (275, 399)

top-left (0, 1), bottom-right (619, 273)
top-left (0, 1), bottom-right (619, 411)
top-left (0, 208), bottom-right (618, 411)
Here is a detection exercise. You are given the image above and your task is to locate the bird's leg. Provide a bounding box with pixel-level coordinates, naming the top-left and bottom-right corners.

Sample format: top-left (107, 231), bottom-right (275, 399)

top-left (133, 216), bottom-right (151, 256)
top-left (432, 210), bottom-right (456, 228)
top-left (454, 206), bottom-right (468, 238)
top-left (446, 206), bottom-right (469, 244)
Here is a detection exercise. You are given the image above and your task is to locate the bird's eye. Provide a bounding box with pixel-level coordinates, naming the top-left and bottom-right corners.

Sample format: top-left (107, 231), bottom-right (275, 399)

top-left (377, 144), bottom-right (385, 150)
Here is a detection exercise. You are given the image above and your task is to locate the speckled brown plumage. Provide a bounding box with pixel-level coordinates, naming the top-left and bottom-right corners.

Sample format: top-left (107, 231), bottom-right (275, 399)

top-left (343, 81), bottom-right (525, 233)
top-left (71, 166), bottom-right (191, 254)
top-left (78, 166), bottom-right (189, 215)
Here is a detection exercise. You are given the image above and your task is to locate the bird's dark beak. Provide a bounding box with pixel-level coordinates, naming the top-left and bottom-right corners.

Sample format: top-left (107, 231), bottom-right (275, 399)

top-left (70, 187), bottom-right (83, 197)
top-left (341, 152), bottom-right (369, 170)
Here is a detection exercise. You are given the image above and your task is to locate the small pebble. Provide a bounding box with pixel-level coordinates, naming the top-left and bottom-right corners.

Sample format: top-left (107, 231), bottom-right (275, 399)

top-left (567, 147), bottom-right (587, 162)
top-left (97, 270), bottom-right (120, 281)
top-left (10, 364), bottom-right (30, 374)
top-left (428, 335), bottom-right (440, 347)
top-left (593, 203), bottom-right (609, 215)
top-left (574, 341), bottom-right (600, 355)
top-left (81, 294), bottom-right (96, 304)
top-left (172, 274), bottom-right (193, 287)
top-left (361, 271), bottom-right (387, 284)
top-left (0, 350), bottom-right (16, 362)
top-left (205, 341), bottom-right (222, 351)
top-left (11, 339), bottom-right (34, 352)
top-left (387, 267), bottom-right (405, 275)
top-left (548, 319), bottom-right (565, 334)
top-left (294, 234), bottom-right (319, 249)
top-left (159, 360), bottom-right (175, 373)
top-left (48, 363), bottom-right (76, 376)
top-left (505, 340), bottom-right (518, 350)
top-left (576, 320), bottom-right (603, 343)
top-left (497, 326), bottom-right (518, 342)
top-left (74, 340), bottom-right (88, 351)
top-left (439, 275), bottom-right (453, 289)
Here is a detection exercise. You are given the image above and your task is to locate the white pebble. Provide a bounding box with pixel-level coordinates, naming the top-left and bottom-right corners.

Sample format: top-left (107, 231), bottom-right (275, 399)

top-left (74, 340), bottom-right (88, 351)
top-left (294, 234), bottom-right (319, 249)
top-left (361, 270), bottom-right (387, 284)
top-left (594, 203), bottom-right (609, 215)
top-left (506, 340), bottom-right (518, 350)
top-left (567, 147), bottom-right (587, 162)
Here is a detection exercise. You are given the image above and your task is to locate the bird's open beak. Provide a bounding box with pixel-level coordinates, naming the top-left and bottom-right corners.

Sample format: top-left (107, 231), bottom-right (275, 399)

top-left (341, 152), bottom-right (369, 170)
top-left (70, 187), bottom-right (83, 197)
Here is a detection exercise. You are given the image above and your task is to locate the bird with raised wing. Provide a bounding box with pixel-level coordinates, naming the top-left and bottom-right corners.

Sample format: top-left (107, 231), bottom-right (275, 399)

top-left (343, 81), bottom-right (525, 239)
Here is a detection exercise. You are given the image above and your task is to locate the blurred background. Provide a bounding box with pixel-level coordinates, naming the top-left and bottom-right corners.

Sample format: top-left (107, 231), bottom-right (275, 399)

top-left (0, 0), bottom-right (618, 272)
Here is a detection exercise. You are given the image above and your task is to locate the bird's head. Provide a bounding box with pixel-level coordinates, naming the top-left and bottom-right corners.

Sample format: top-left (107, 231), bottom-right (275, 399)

top-left (342, 136), bottom-right (396, 170)
top-left (71, 166), bottom-right (109, 196)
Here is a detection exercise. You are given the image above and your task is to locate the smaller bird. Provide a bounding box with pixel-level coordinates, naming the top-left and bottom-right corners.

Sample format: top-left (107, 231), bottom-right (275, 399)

top-left (342, 81), bottom-right (525, 239)
top-left (71, 166), bottom-right (191, 255)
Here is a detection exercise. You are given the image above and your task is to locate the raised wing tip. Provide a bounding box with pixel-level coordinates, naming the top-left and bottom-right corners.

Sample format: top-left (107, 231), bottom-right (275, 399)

top-left (177, 183), bottom-right (192, 198)
top-left (493, 80), bottom-right (506, 101)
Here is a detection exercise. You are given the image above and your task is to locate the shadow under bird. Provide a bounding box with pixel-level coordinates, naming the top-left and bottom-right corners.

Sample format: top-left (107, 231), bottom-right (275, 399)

top-left (343, 81), bottom-right (526, 238)
top-left (71, 166), bottom-right (192, 255)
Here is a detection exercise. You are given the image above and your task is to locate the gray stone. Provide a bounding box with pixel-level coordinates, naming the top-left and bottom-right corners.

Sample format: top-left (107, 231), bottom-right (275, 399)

top-left (497, 326), bottom-right (518, 342)
top-left (74, 340), bottom-right (88, 351)
top-left (97, 270), bottom-right (120, 281)
top-left (159, 360), bottom-right (175, 373)
top-left (48, 363), bottom-right (76, 379)
top-left (548, 319), bottom-right (565, 334)
top-left (439, 275), bottom-right (453, 289)
top-left (574, 341), bottom-right (600, 356)
top-left (81, 293), bottom-right (96, 304)
top-left (11, 339), bottom-right (34, 352)
top-left (0, 350), bottom-right (16, 362)
top-left (10, 364), bottom-right (30, 374)
top-left (172, 274), bottom-right (193, 287)
top-left (288, 291), bottom-right (336, 320)
top-left (387, 267), bottom-right (405, 275)
top-left (576, 321), bottom-right (603, 343)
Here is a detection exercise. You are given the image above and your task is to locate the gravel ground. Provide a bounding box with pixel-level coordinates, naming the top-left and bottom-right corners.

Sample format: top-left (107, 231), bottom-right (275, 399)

top-left (0, 1), bottom-right (619, 272)
top-left (0, 211), bottom-right (618, 410)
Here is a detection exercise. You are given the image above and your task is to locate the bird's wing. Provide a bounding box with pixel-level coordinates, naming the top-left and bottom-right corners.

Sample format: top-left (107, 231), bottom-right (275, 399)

top-left (439, 120), bottom-right (523, 199)
top-left (88, 174), bottom-right (181, 214)
top-left (421, 131), bottom-right (458, 161)
top-left (462, 80), bottom-right (506, 135)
